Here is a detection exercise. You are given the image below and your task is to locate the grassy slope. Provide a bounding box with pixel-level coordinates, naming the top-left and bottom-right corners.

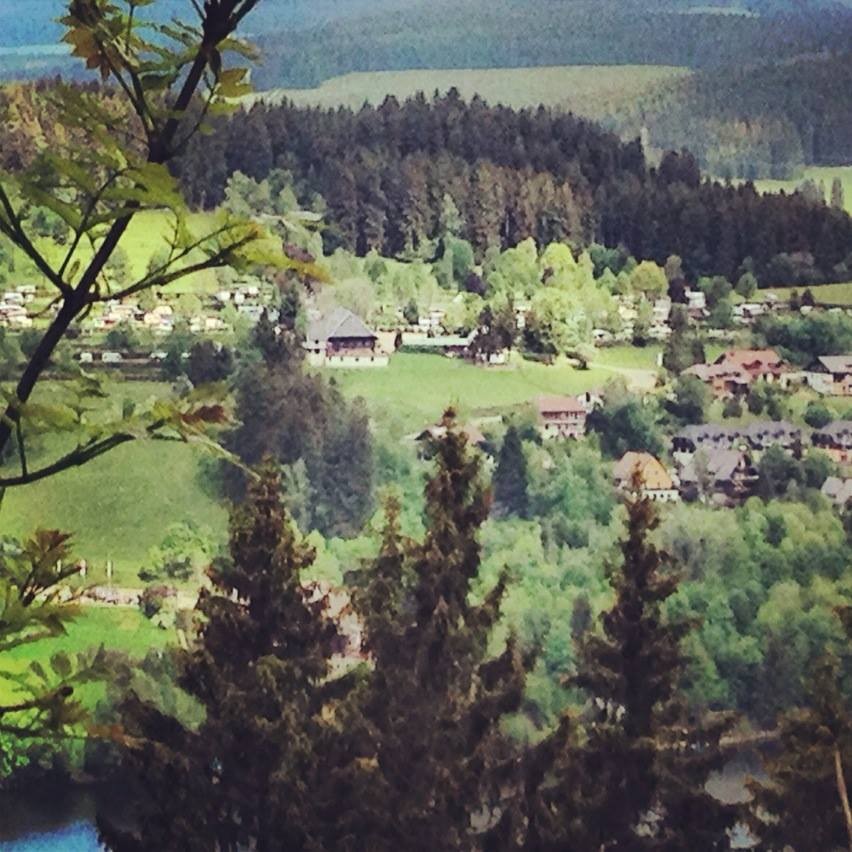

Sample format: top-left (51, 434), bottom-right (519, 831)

top-left (0, 381), bottom-right (227, 586)
top-left (257, 65), bottom-right (690, 116)
top-left (0, 607), bottom-right (172, 709)
top-left (332, 352), bottom-right (615, 435)
top-left (10, 210), bottom-right (220, 298)
top-left (766, 282), bottom-right (852, 305)
top-left (0, 349), bottom-right (694, 583)
top-left (753, 166), bottom-right (852, 215)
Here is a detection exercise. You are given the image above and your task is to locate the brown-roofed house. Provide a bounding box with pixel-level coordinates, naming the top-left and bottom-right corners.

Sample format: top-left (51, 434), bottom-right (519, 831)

top-left (678, 448), bottom-right (757, 504)
top-left (536, 395), bottom-right (588, 439)
top-left (613, 452), bottom-right (679, 502)
top-left (712, 349), bottom-right (785, 383)
top-left (806, 355), bottom-right (852, 396)
top-left (305, 307), bottom-right (388, 367)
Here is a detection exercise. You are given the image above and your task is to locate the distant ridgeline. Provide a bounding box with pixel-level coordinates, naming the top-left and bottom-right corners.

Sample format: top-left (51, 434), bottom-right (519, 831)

top-left (617, 52), bottom-right (852, 179)
top-left (251, 0), bottom-right (852, 89)
top-left (170, 93), bottom-right (852, 286)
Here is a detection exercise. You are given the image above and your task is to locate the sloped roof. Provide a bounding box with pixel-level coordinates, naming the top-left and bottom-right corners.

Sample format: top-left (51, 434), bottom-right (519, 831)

top-left (613, 452), bottom-right (674, 491)
top-left (713, 349), bottom-right (783, 370)
top-left (815, 355), bottom-right (852, 374)
top-left (822, 476), bottom-right (852, 504)
top-left (680, 449), bottom-right (749, 485)
top-left (745, 420), bottom-right (806, 443)
top-left (306, 307), bottom-right (376, 342)
top-left (685, 363), bottom-right (750, 384)
top-left (536, 395), bottom-right (586, 416)
top-left (813, 421), bottom-right (852, 446)
top-left (677, 423), bottom-right (739, 442)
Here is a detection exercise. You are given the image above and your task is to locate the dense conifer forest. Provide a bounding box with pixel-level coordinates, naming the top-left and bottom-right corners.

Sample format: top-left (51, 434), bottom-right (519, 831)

top-left (172, 94), bottom-right (852, 284)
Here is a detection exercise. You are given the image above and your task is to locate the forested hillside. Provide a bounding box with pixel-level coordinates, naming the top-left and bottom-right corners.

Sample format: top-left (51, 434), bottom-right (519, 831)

top-left (620, 52), bottom-right (852, 178)
top-left (171, 93), bottom-right (852, 285)
top-left (251, 0), bottom-right (852, 88)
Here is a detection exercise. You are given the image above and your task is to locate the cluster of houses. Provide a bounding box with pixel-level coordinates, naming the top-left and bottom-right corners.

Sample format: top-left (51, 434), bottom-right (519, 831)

top-left (0, 285), bottom-right (36, 328)
top-left (684, 348), bottom-right (787, 398)
top-left (682, 348), bottom-right (852, 400)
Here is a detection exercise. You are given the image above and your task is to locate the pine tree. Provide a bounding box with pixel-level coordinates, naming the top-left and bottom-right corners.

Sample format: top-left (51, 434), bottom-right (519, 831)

top-left (832, 177), bottom-right (846, 212)
top-left (531, 492), bottom-right (737, 850)
top-left (748, 653), bottom-right (852, 851)
top-left (98, 470), bottom-right (340, 851)
top-left (493, 425), bottom-right (530, 518)
top-left (330, 410), bottom-right (529, 851)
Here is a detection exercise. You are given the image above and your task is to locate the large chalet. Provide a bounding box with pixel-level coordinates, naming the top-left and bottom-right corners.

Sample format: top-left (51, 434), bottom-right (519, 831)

top-left (536, 395), bottom-right (589, 439)
top-left (305, 307), bottom-right (388, 368)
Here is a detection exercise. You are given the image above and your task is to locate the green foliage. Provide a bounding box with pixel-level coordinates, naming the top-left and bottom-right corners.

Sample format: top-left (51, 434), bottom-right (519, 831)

top-left (666, 375), bottom-right (710, 426)
top-left (757, 311), bottom-right (852, 365)
top-left (804, 399), bottom-right (834, 429)
top-left (661, 501), bottom-right (851, 721)
top-left (100, 468), bottom-right (340, 849)
top-left (0, 531), bottom-right (104, 745)
top-left (139, 522), bottom-right (215, 584)
top-left (334, 411), bottom-right (527, 850)
top-left (492, 425), bottom-right (529, 519)
top-left (223, 326), bottom-right (374, 538)
top-left (587, 386), bottom-right (664, 459)
top-left (532, 494), bottom-right (737, 849)
top-left (748, 654), bottom-right (852, 851)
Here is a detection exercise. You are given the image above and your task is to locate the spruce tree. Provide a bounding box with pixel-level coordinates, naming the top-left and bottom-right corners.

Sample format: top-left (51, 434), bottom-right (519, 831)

top-left (532, 492), bottom-right (737, 850)
top-left (748, 654), bottom-right (852, 850)
top-left (493, 425), bottom-right (530, 518)
top-left (328, 410), bottom-right (529, 851)
top-left (98, 469), bottom-right (340, 851)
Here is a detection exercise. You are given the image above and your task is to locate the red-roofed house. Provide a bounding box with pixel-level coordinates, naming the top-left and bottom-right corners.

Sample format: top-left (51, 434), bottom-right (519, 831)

top-left (712, 349), bottom-right (785, 383)
top-left (536, 395), bottom-right (588, 439)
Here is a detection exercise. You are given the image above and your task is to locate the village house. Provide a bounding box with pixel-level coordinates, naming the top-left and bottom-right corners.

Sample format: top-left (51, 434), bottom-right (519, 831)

top-left (400, 332), bottom-right (475, 358)
top-left (672, 424), bottom-right (742, 459)
top-left (613, 452), bottom-right (680, 502)
top-left (812, 421), bottom-right (852, 464)
top-left (712, 349), bottom-right (785, 384)
top-left (805, 355), bottom-right (852, 396)
top-left (678, 447), bottom-right (757, 505)
top-left (744, 420), bottom-right (808, 454)
top-left (684, 362), bottom-right (751, 398)
top-left (821, 476), bottom-right (852, 507)
top-left (536, 395), bottom-right (588, 439)
top-left (673, 421), bottom-right (807, 460)
top-left (305, 307), bottom-right (389, 368)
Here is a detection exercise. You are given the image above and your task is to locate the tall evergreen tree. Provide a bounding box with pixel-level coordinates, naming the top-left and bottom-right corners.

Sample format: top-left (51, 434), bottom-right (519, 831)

top-left (748, 652), bottom-right (852, 851)
top-left (530, 492), bottom-right (737, 850)
top-left (493, 425), bottom-right (530, 518)
top-left (328, 410), bottom-right (529, 851)
top-left (99, 470), bottom-right (341, 851)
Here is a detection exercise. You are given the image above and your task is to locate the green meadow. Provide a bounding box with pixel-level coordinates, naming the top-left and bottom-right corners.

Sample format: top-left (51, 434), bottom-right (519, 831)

top-left (753, 165), bottom-right (852, 215)
top-left (256, 65), bottom-right (691, 117)
top-left (0, 351), bottom-right (643, 580)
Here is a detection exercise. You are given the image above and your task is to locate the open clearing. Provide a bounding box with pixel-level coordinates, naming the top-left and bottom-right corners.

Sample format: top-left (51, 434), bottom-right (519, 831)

top-left (255, 65), bottom-right (691, 116)
top-left (753, 165), bottom-right (852, 215)
top-left (332, 352), bottom-right (619, 435)
top-left (0, 607), bottom-right (172, 711)
top-left (11, 209), bottom-right (221, 297)
top-left (766, 281), bottom-right (852, 306)
top-left (1, 351), bottom-right (646, 577)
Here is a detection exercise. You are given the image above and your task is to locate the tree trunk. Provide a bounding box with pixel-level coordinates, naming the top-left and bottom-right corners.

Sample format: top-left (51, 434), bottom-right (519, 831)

top-left (834, 744), bottom-right (852, 851)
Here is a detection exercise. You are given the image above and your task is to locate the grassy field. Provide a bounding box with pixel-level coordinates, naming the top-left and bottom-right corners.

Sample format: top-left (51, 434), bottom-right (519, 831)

top-left (0, 607), bottom-right (172, 710)
top-left (0, 347), bottom-right (704, 582)
top-left (766, 281), bottom-right (852, 306)
top-left (256, 65), bottom-right (691, 117)
top-left (333, 352), bottom-right (618, 435)
top-left (753, 166), bottom-right (852, 215)
top-left (10, 209), bottom-right (221, 298)
top-left (0, 381), bottom-right (227, 586)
